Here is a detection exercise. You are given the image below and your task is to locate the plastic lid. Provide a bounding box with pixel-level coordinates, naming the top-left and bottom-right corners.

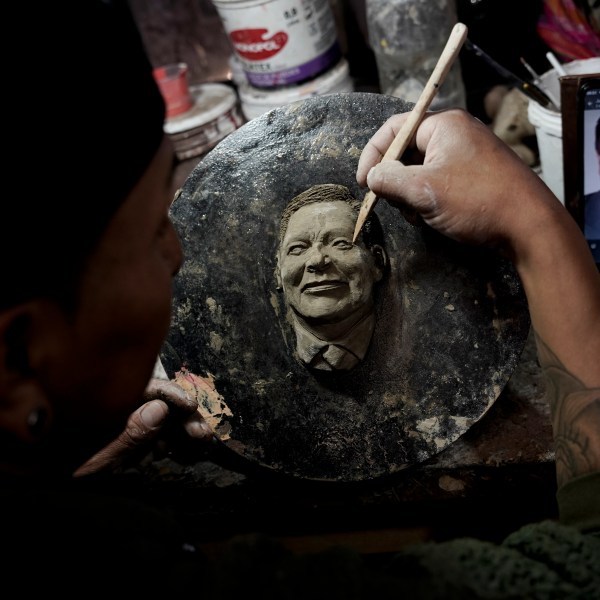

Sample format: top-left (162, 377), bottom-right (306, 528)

top-left (164, 83), bottom-right (239, 134)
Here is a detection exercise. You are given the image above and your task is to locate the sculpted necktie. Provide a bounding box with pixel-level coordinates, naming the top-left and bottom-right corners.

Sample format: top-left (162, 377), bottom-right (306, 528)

top-left (310, 344), bottom-right (360, 371)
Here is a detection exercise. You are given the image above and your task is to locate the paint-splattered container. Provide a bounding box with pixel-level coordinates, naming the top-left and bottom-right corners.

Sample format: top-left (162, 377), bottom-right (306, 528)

top-left (238, 57), bottom-right (353, 120)
top-left (211, 0), bottom-right (340, 89)
top-left (164, 83), bottom-right (245, 160)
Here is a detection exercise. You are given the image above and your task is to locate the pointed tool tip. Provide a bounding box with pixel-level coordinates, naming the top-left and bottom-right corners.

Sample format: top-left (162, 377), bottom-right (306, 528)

top-left (352, 222), bottom-right (362, 244)
top-left (354, 191), bottom-right (378, 243)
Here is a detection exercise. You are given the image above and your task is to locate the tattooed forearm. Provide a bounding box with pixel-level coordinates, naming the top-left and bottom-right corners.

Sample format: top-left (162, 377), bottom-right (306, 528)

top-left (553, 394), bottom-right (600, 488)
top-left (534, 332), bottom-right (600, 489)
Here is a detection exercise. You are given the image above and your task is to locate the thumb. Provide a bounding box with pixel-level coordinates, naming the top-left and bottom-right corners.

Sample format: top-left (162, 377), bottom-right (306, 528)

top-left (73, 400), bottom-right (168, 477)
top-left (128, 399), bottom-right (170, 436)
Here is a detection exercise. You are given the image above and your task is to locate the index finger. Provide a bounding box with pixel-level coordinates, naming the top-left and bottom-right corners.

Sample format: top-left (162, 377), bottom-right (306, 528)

top-left (144, 378), bottom-right (198, 414)
top-left (356, 113), bottom-right (411, 186)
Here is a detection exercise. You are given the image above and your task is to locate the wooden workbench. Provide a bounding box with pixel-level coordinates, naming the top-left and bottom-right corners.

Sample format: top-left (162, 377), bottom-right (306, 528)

top-left (124, 321), bottom-right (556, 556)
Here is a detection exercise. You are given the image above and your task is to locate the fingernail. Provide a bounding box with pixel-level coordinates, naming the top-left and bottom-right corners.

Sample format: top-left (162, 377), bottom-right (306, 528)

top-left (184, 419), bottom-right (214, 440)
top-left (139, 400), bottom-right (168, 428)
top-left (366, 166), bottom-right (375, 187)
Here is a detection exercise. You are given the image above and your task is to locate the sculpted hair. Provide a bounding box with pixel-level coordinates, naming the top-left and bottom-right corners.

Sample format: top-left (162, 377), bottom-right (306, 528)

top-left (279, 184), bottom-right (385, 250)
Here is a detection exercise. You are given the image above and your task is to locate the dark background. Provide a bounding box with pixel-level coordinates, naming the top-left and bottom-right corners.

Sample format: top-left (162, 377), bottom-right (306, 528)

top-left (129, 0), bottom-right (556, 123)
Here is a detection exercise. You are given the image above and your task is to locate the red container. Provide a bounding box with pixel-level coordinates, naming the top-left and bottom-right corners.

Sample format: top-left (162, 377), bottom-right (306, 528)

top-left (152, 63), bottom-right (194, 118)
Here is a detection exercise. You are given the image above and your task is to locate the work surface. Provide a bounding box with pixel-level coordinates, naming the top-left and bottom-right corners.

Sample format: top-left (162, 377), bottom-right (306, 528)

top-left (122, 329), bottom-right (556, 553)
top-left (162, 94), bottom-right (533, 489)
top-left (130, 110), bottom-right (559, 553)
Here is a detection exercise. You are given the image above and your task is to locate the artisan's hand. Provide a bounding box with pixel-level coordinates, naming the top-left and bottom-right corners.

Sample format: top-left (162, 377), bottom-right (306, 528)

top-left (356, 108), bottom-right (560, 253)
top-left (73, 378), bottom-right (214, 477)
top-left (358, 108), bottom-right (600, 491)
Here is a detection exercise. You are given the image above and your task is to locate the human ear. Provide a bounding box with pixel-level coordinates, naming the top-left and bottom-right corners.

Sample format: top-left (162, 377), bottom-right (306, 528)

top-left (0, 305), bottom-right (53, 443)
top-left (371, 244), bottom-right (388, 280)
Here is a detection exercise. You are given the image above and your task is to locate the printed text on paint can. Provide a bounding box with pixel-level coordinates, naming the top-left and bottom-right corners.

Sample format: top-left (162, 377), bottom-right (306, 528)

top-left (231, 29), bottom-right (288, 60)
top-left (212, 0), bottom-right (340, 87)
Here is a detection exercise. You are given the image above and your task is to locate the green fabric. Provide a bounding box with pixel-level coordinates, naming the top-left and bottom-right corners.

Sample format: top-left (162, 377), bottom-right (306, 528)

top-left (382, 520), bottom-right (600, 599)
top-left (557, 471), bottom-right (600, 535)
top-left (193, 520), bottom-right (600, 599)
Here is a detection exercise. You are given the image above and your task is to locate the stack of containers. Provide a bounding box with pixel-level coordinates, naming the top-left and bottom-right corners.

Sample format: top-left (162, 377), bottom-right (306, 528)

top-left (164, 83), bottom-right (245, 160)
top-left (153, 62), bottom-right (245, 160)
top-left (212, 0), bottom-right (353, 121)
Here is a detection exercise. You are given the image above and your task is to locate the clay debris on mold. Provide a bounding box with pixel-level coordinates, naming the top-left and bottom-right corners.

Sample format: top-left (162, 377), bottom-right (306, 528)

top-left (173, 367), bottom-right (232, 440)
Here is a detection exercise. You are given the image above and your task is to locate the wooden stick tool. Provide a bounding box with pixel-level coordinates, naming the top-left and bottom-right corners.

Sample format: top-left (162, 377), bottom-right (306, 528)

top-left (352, 22), bottom-right (468, 243)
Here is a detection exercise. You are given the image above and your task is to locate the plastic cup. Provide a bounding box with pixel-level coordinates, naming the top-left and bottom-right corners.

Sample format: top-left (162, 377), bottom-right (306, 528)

top-left (152, 63), bottom-right (193, 118)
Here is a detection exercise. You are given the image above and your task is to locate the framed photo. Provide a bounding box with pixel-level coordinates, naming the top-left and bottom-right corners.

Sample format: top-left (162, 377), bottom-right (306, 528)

top-left (562, 74), bottom-right (600, 267)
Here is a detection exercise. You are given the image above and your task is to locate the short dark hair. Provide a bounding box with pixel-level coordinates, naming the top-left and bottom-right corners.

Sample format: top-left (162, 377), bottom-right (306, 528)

top-left (279, 184), bottom-right (385, 249)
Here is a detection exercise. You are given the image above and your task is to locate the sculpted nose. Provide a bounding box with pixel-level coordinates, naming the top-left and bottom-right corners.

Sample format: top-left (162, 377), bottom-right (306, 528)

top-left (306, 244), bottom-right (330, 272)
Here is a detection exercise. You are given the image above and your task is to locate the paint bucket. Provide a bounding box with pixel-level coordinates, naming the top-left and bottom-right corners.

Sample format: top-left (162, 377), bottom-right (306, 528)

top-left (238, 57), bottom-right (353, 120)
top-left (152, 63), bottom-right (194, 119)
top-left (527, 57), bottom-right (600, 204)
top-left (164, 83), bottom-right (245, 160)
top-left (211, 0), bottom-right (341, 89)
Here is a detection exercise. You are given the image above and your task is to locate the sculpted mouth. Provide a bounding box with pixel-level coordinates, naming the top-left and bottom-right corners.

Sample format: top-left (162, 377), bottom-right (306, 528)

top-left (302, 280), bottom-right (347, 293)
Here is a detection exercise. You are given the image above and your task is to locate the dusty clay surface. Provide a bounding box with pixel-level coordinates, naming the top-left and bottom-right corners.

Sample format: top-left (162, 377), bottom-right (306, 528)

top-left (161, 92), bottom-right (530, 483)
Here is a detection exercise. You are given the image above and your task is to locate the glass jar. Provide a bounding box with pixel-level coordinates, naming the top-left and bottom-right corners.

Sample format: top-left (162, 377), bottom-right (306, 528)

top-left (366, 0), bottom-right (467, 109)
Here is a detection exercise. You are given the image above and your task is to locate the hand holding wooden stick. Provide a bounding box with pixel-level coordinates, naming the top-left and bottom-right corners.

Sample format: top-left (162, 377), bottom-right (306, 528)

top-left (352, 22), bottom-right (468, 243)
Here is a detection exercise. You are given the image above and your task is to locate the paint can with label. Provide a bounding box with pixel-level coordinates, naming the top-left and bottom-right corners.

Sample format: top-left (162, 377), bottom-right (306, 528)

top-left (211, 0), bottom-right (341, 89)
top-left (238, 57), bottom-right (353, 120)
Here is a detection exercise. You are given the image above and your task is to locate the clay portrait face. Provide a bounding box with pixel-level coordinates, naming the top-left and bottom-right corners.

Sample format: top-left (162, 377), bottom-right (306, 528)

top-left (277, 184), bottom-right (387, 370)
top-left (279, 200), bottom-right (384, 323)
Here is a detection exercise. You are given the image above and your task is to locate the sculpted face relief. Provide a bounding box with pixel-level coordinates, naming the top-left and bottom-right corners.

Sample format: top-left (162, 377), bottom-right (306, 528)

top-left (280, 201), bottom-right (381, 323)
top-left (277, 185), bottom-right (387, 371)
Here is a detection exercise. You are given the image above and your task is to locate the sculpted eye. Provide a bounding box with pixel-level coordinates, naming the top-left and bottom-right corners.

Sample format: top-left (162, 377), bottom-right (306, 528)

top-left (287, 243), bottom-right (307, 256)
top-left (332, 238), bottom-right (353, 250)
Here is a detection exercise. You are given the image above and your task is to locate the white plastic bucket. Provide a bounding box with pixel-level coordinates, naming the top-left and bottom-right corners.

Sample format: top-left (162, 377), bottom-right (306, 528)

top-left (527, 57), bottom-right (600, 204)
top-left (238, 58), bottom-right (353, 120)
top-left (211, 0), bottom-right (340, 88)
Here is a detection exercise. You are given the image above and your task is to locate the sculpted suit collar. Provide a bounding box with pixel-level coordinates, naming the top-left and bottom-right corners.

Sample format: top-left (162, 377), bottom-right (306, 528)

top-left (291, 312), bottom-right (376, 371)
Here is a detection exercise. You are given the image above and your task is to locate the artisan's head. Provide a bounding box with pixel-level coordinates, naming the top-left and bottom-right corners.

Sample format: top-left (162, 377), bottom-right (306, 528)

top-left (3, 0), bottom-right (166, 311)
top-left (0, 1), bottom-right (183, 476)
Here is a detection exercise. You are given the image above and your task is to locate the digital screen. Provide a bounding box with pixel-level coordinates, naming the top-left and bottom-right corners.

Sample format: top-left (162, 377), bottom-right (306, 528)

top-left (583, 85), bottom-right (600, 110)
top-left (582, 82), bottom-right (600, 264)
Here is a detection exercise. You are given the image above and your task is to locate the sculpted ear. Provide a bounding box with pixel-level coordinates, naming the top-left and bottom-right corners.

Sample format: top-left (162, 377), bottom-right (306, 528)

top-left (0, 304), bottom-right (53, 443)
top-left (275, 256), bottom-right (283, 291)
top-left (370, 244), bottom-right (388, 281)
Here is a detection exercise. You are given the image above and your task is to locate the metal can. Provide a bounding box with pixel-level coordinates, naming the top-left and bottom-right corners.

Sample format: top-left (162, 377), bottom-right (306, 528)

top-left (212, 0), bottom-right (340, 88)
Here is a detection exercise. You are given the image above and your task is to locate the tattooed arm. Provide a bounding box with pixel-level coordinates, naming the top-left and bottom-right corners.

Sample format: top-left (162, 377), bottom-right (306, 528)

top-left (537, 336), bottom-right (600, 487)
top-left (357, 109), bottom-right (600, 489)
